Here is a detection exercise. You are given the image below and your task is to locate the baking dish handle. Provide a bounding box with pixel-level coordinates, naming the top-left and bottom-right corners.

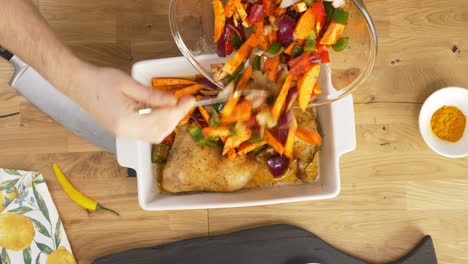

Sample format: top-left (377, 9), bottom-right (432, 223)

top-left (116, 137), bottom-right (140, 170)
top-left (332, 95), bottom-right (357, 156)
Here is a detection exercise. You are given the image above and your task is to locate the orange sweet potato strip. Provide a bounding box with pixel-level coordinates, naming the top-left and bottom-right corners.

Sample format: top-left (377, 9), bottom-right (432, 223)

top-left (320, 22), bottom-right (346, 45)
top-left (221, 101), bottom-right (252, 124)
top-left (198, 106), bottom-right (211, 123)
top-left (221, 95), bottom-right (240, 118)
top-left (233, 0), bottom-right (247, 21)
top-left (284, 114), bottom-right (298, 159)
top-left (222, 127), bottom-right (252, 154)
top-left (224, 0), bottom-right (235, 18)
top-left (174, 84), bottom-right (204, 98)
top-left (293, 8), bottom-right (316, 40)
top-left (265, 130), bottom-right (284, 155)
top-left (222, 34), bottom-right (259, 75)
top-left (152, 78), bottom-right (198, 87)
top-left (298, 64), bottom-right (320, 111)
top-left (202, 126), bottom-right (232, 137)
top-left (236, 66), bottom-right (253, 90)
top-left (237, 140), bottom-right (267, 156)
top-left (271, 74), bottom-right (293, 121)
top-left (296, 128), bottom-right (322, 145)
top-left (213, 0), bottom-right (225, 42)
top-left (264, 56), bottom-right (280, 82)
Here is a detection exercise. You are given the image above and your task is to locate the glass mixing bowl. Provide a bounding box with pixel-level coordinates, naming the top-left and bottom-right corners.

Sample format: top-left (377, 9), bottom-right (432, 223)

top-left (169, 0), bottom-right (377, 106)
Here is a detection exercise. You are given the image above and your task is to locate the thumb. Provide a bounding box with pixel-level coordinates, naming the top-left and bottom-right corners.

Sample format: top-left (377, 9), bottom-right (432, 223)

top-left (175, 95), bottom-right (196, 118)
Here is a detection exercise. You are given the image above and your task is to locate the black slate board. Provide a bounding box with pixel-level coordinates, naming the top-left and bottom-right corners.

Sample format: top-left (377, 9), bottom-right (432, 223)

top-left (92, 224), bottom-right (437, 264)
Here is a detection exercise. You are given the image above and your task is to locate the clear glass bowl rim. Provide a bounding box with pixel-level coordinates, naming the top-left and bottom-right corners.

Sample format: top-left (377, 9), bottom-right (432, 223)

top-left (169, 0), bottom-right (378, 106)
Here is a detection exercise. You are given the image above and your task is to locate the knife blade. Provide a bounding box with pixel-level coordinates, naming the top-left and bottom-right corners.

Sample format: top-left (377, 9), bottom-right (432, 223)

top-left (1, 50), bottom-right (116, 154)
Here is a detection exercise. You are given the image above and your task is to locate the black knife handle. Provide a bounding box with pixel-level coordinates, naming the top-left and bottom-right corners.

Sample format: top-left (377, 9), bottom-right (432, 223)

top-left (0, 46), bottom-right (13, 61)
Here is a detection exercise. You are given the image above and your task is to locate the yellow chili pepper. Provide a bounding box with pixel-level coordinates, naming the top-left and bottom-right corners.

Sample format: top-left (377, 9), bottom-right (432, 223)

top-left (52, 163), bottom-right (119, 216)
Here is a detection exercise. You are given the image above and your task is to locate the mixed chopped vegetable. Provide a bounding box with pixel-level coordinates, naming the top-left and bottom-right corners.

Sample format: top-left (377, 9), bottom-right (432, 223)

top-left (211, 0), bottom-right (349, 94)
top-left (151, 74), bottom-right (321, 178)
top-left (151, 0), bottom-right (349, 179)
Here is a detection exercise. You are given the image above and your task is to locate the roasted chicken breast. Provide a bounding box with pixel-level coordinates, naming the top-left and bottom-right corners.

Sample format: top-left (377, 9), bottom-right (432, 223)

top-left (162, 129), bottom-right (259, 193)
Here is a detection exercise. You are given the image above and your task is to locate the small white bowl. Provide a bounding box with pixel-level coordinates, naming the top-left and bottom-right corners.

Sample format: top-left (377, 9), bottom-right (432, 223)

top-left (419, 87), bottom-right (468, 158)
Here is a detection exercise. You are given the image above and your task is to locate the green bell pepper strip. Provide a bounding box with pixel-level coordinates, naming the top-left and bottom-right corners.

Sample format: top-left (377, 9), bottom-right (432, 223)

top-left (210, 109), bottom-right (221, 127)
top-left (332, 38), bottom-right (349, 51)
top-left (231, 32), bottom-right (242, 50)
top-left (304, 31), bottom-right (317, 52)
top-left (224, 63), bottom-right (244, 85)
top-left (189, 125), bottom-right (204, 142)
top-left (332, 8), bottom-right (349, 25)
top-left (291, 46), bottom-right (304, 59)
top-left (266, 42), bottom-right (282, 54)
top-left (151, 144), bottom-right (170, 164)
top-left (252, 55), bottom-right (261, 71)
top-left (324, 2), bottom-right (334, 24)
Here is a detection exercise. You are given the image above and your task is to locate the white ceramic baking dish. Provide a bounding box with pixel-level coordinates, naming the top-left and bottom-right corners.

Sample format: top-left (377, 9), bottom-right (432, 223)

top-left (117, 56), bottom-right (356, 211)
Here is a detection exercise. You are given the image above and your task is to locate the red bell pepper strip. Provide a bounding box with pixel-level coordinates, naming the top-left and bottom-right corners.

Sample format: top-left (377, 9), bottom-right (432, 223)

top-left (321, 49), bottom-right (330, 63)
top-left (246, 4), bottom-right (264, 24)
top-left (311, 2), bottom-right (326, 35)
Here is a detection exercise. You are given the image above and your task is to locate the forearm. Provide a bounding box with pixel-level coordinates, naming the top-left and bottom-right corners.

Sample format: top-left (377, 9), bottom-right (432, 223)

top-left (0, 0), bottom-right (93, 109)
top-left (0, 0), bottom-right (194, 143)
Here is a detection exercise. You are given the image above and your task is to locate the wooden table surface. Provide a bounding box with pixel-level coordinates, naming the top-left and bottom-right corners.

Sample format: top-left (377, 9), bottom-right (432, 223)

top-left (1, 0), bottom-right (467, 263)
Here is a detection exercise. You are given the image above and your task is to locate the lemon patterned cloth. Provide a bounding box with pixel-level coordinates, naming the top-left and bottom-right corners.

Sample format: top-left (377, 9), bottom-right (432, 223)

top-left (0, 169), bottom-right (75, 264)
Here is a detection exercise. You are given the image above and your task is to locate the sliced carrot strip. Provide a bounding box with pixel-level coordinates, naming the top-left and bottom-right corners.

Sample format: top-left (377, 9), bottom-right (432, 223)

top-left (296, 128), bottom-right (322, 145)
top-left (227, 148), bottom-right (237, 160)
top-left (222, 34), bottom-right (259, 75)
top-left (202, 126), bottom-right (232, 137)
top-left (198, 106), bottom-right (211, 123)
top-left (267, 30), bottom-right (277, 44)
top-left (162, 134), bottom-right (174, 144)
top-left (213, 0), bottom-right (225, 42)
top-left (179, 107), bottom-right (196, 126)
top-left (236, 66), bottom-right (253, 90)
top-left (174, 84), bottom-right (204, 98)
top-left (237, 140), bottom-right (267, 156)
top-left (152, 78), bottom-right (198, 87)
top-left (284, 42), bottom-right (296, 55)
top-left (220, 136), bottom-right (229, 143)
top-left (264, 56), bottom-right (280, 82)
top-left (265, 130), bottom-right (284, 155)
top-left (275, 8), bottom-right (286, 17)
top-left (297, 39), bottom-right (305, 46)
top-left (314, 82), bottom-right (322, 95)
top-left (271, 74), bottom-right (293, 121)
top-left (254, 21), bottom-right (269, 50)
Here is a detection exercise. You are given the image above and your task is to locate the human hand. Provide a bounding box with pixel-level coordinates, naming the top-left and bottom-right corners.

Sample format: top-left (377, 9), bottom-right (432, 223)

top-left (78, 66), bottom-right (195, 143)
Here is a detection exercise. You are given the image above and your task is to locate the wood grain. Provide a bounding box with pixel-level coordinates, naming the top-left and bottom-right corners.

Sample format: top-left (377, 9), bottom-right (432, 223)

top-left (0, 0), bottom-right (467, 263)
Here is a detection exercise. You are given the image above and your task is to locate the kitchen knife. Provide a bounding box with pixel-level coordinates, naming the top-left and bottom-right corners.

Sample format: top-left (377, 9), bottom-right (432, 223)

top-left (0, 47), bottom-right (116, 154)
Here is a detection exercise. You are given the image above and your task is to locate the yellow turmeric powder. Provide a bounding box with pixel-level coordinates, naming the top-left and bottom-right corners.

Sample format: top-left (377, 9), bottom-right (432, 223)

top-left (431, 106), bottom-right (466, 142)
